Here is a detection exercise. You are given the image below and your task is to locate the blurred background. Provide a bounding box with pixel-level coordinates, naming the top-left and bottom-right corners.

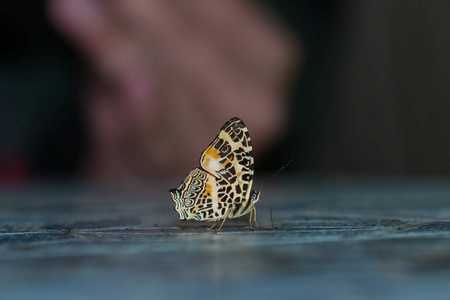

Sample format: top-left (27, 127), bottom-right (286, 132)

top-left (1, 0), bottom-right (449, 187)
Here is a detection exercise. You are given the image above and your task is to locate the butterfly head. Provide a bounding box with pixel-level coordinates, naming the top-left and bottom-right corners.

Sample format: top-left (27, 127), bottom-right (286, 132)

top-left (250, 190), bottom-right (261, 204)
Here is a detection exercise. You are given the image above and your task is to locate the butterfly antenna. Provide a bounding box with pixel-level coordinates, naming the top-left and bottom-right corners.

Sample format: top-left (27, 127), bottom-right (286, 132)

top-left (256, 159), bottom-right (293, 191)
top-left (254, 159), bottom-right (293, 230)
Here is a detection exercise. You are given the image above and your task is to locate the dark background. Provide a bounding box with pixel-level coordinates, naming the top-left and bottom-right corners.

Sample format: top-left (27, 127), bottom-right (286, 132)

top-left (1, 0), bottom-right (449, 180)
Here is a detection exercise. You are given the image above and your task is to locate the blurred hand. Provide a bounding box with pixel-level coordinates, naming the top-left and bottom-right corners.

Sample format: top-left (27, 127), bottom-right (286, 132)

top-left (47, 0), bottom-right (299, 184)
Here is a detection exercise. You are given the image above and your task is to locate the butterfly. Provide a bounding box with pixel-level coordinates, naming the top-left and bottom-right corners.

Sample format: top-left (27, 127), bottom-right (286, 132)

top-left (170, 117), bottom-right (261, 231)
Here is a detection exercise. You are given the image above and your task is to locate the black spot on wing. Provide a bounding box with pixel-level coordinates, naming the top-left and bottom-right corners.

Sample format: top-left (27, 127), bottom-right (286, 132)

top-left (236, 185), bottom-right (242, 194)
top-left (242, 174), bottom-right (253, 182)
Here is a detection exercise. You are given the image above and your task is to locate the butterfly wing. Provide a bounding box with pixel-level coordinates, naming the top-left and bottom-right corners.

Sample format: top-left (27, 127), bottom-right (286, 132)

top-left (170, 117), bottom-right (257, 222)
top-left (170, 168), bottom-right (231, 221)
top-left (199, 117), bottom-right (255, 217)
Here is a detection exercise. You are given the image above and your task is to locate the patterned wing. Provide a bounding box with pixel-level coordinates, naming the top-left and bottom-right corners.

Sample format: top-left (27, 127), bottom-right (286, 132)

top-left (199, 117), bottom-right (255, 217)
top-left (170, 117), bottom-right (258, 222)
top-left (170, 168), bottom-right (231, 221)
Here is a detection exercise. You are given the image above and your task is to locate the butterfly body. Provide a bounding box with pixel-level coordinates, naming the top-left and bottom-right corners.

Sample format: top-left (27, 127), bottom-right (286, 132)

top-left (170, 117), bottom-right (260, 228)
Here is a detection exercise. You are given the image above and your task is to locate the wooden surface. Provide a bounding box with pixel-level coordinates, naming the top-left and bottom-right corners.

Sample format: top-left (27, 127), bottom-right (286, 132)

top-left (1, 176), bottom-right (450, 299)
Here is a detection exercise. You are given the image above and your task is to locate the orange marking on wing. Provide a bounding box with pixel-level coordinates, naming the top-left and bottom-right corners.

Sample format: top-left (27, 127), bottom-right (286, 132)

top-left (204, 147), bottom-right (221, 160)
top-left (204, 184), bottom-right (213, 196)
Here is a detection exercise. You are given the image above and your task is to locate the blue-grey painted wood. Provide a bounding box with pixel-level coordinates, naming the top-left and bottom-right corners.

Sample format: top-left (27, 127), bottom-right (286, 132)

top-left (1, 176), bottom-right (450, 299)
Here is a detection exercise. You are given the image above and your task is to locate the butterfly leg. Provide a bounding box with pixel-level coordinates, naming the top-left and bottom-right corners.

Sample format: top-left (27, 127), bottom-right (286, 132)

top-left (249, 207), bottom-right (260, 231)
top-left (258, 199), bottom-right (274, 229)
top-left (252, 207), bottom-right (260, 229)
top-left (249, 208), bottom-right (254, 230)
top-left (215, 208), bottom-right (232, 232)
top-left (206, 223), bottom-right (217, 230)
